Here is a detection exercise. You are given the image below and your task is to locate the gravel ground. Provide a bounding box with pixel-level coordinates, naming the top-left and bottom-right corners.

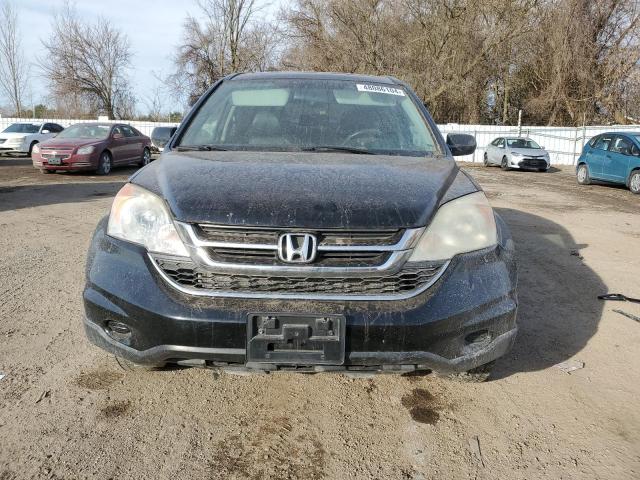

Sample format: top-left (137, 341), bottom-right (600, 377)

top-left (0, 156), bottom-right (638, 479)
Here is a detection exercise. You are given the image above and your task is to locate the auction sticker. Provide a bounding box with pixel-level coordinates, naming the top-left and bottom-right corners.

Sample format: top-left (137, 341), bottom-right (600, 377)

top-left (356, 84), bottom-right (405, 96)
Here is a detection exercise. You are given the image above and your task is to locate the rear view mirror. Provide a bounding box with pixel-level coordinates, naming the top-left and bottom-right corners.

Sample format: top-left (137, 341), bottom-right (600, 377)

top-left (446, 133), bottom-right (476, 157)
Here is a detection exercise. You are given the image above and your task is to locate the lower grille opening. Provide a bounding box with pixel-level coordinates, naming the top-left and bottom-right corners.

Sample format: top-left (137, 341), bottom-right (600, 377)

top-left (153, 257), bottom-right (446, 298)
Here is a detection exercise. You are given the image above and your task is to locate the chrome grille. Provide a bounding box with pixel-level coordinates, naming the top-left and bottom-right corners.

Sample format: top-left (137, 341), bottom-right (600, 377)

top-left (153, 256), bottom-right (446, 299)
top-left (190, 224), bottom-right (407, 268)
top-left (196, 224), bottom-right (404, 247)
top-left (205, 246), bottom-right (391, 267)
top-left (41, 148), bottom-right (73, 161)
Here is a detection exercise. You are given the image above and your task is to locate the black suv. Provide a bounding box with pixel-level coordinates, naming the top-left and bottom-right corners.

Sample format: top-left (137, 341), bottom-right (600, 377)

top-left (83, 72), bottom-right (517, 380)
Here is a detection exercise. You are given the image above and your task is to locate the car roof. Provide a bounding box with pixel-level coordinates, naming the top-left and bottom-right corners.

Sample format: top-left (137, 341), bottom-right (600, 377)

top-left (231, 71), bottom-right (400, 85)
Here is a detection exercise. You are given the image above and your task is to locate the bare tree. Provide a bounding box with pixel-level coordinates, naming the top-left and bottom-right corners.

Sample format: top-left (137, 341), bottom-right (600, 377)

top-left (168, 0), bottom-right (279, 105)
top-left (40, 3), bottom-right (133, 119)
top-left (282, 0), bottom-right (640, 125)
top-left (0, 0), bottom-right (29, 117)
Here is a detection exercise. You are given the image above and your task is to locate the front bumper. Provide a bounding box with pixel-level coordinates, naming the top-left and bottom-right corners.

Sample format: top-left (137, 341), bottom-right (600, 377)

top-left (83, 216), bottom-right (518, 373)
top-left (0, 144), bottom-right (23, 153)
top-left (33, 152), bottom-right (99, 171)
top-left (511, 157), bottom-right (549, 170)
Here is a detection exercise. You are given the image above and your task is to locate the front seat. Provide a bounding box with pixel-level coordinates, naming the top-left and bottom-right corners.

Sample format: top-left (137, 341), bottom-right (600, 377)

top-left (247, 112), bottom-right (287, 146)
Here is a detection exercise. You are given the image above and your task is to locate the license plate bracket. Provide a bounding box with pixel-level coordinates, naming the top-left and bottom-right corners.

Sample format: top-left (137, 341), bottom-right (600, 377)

top-left (47, 157), bottom-right (61, 165)
top-left (247, 313), bottom-right (346, 365)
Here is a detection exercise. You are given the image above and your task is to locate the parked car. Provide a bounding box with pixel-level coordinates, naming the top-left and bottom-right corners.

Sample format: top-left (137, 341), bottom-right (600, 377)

top-left (0, 122), bottom-right (64, 156)
top-left (32, 122), bottom-right (152, 175)
top-left (576, 132), bottom-right (640, 194)
top-left (484, 137), bottom-right (550, 171)
top-left (83, 72), bottom-right (518, 381)
top-left (150, 126), bottom-right (177, 153)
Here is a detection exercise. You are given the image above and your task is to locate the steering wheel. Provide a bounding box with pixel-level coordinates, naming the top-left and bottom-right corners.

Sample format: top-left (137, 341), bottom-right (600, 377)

top-left (342, 128), bottom-right (381, 146)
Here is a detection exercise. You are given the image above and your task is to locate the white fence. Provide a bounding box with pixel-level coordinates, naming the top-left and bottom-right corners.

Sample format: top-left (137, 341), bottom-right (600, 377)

top-left (0, 117), bottom-right (179, 139)
top-left (1, 116), bottom-right (638, 165)
top-left (439, 123), bottom-right (640, 165)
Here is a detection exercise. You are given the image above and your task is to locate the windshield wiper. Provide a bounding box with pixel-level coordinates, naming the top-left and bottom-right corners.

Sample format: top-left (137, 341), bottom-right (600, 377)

top-left (302, 145), bottom-right (376, 155)
top-left (175, 144), bottom-right (229, 152)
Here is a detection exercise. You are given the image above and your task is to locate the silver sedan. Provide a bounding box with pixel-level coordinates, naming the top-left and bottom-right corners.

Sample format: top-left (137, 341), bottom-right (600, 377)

top-left (484, 137), bottom-right (550, 171)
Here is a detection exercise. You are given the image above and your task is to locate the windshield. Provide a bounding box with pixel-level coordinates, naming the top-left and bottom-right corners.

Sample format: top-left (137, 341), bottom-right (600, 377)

top-left (178, 79), bottom-right (438, 156)
top-left (507, 138), bottom-right (541, 149)
top-left (56, 124), bottom-right (111, 140)
top-left (3, 123), bottom-right (40, 134)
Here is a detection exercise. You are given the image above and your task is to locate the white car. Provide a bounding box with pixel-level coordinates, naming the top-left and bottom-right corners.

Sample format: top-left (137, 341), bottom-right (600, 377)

top-left (0, 122), bottom-right (65, 156)
top-left (484, 137), bottom-right (550, 171)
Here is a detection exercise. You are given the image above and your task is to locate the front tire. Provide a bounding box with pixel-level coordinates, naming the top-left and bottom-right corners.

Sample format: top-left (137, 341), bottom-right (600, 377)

top-left (28, 141), bottom-right (38, 157)
top-left (501, 156), bottom-right (510, 171)
top-left (95, 151), bottom-right (112, 175)
top-left (138, 147), bottom-right (151, 167)
top-left (629, 170), bottom-right (640, 194)
top-left (577, 164), bottom-right (591, 185)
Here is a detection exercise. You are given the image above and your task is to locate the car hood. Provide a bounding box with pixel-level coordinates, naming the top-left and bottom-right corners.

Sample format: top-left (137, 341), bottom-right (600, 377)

top-left (508, 147), bottom-right (547, 157)
top-left (0, 132), bottom-right (29, 140)
top-left (131, 151), bottom-right (461, 229)
top-left (40, 138), bottom-right (103, 149)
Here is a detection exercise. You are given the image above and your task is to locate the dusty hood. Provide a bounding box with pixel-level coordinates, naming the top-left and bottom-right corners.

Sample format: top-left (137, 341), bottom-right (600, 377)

top-left (131, 150), bottom-right (461, 229)
top-left (40, 137), bottom-right (102, 149)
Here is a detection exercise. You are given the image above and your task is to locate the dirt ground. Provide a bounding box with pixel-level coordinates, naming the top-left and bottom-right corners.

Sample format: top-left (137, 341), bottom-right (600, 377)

top-left (0, 156), bottom-right (638, 479)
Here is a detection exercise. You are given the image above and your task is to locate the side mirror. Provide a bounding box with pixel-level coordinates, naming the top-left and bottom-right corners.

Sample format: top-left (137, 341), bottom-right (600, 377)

top-left (113, 133), bottom-right (123, 140)
top-left (41, 129), bottom-right (50, 134)
top-left (446, 133), bottom-right (476, 157)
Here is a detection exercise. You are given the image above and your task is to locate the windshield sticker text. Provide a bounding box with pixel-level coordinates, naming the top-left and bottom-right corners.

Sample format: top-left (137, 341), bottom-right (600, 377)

top-left (356, 84), bottom-right (406, 96)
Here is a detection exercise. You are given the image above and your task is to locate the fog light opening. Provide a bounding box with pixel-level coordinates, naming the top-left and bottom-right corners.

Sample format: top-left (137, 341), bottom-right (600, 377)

top-left (107, 321), bottom-right (131, 335)
top-left (465, 329), bottom-right (491, 346)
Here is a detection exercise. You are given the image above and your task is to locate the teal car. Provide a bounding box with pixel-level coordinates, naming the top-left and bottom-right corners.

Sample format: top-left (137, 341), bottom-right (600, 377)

top-left (577, 132), bottom-right (640, 194)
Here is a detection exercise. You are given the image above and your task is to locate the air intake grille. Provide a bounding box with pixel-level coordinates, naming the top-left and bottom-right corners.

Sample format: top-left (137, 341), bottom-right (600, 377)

top-left (154, 257), bottom-right (444, 298)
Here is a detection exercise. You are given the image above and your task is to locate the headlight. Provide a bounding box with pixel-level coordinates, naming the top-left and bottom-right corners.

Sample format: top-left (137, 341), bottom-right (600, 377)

top-left (32, 144), bottom-right (40, 154)
top-left (409, 192), bottom-right (497, 262)
top-left (77, 145), bottom-right (95, 155)
top-left (510, 151), bottom-right (522, 157)
top-left (107, 183), bottom-right (189, 257)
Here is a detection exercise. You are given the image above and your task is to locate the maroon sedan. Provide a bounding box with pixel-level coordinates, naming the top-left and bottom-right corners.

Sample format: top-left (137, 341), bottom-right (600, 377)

top-left (32, 123), bottom-right (152, 175)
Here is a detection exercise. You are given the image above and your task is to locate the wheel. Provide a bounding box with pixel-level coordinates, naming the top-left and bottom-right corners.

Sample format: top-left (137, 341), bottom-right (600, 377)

top-left (577, 164), bottom-right (591, 185)
top-left (138, 147), bottom-right (151, 167)
top-left (40, 169), bottom-right (54, 174)
top-left (28, 141), bottom-right (38, 157)
top-left (95, 151), bottom-right (112, 175)
top-left (483, 153), bottom-right (489, 166)
top-left (629, 170), bottom-right (640, 194)
top-left (501, 156), bottom-right (510, 171)
top-left (448, 361), bottom-right (495, 383)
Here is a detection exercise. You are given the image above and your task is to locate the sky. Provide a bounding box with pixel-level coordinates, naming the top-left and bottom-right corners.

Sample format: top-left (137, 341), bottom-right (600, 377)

top-left (5, 0), bottom-right (283, 116)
